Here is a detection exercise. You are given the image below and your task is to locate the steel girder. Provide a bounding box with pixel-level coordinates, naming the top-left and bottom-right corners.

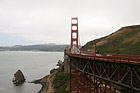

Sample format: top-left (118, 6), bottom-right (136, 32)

top-left (70, 57), bottom-right (140, 92)
top-left (70, 59), bottom-right (116, 93)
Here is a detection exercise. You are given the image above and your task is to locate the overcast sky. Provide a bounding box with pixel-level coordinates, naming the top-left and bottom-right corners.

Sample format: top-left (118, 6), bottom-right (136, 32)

top-left (0, 0), bottom-right (140, 46)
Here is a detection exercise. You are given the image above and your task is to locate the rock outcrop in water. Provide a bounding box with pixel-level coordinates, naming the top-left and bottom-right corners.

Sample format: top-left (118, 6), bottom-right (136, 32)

top-left (56, 60), bottom-right (63, 67)
top-left (12, 70), bottom-right (26, 85)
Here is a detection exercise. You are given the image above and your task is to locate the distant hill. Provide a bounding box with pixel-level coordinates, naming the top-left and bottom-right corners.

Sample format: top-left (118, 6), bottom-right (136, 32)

top-left (0, 44), bottom-right (68, 52)
top-left (82, 25), bottom-right (140, 55)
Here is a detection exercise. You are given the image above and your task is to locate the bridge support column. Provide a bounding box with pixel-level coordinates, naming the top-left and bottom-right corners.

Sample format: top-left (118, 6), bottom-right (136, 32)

top-left (70, 65), bottom-right (94, 93)
top-left (93, 77), bottom-right (117, 93)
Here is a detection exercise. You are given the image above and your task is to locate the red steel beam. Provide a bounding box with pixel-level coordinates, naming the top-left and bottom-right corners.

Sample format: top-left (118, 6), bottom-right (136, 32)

top-left (66, 53), bottom-right (140, 65)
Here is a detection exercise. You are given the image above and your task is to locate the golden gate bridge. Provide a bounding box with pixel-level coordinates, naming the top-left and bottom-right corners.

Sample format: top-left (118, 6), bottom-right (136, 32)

top-left (65, 17), bottom-right (140, 93)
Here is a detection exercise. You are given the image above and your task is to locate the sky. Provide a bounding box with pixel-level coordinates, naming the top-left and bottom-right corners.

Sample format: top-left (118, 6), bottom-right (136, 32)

top-left (0, 0), bottom-right (140, 46)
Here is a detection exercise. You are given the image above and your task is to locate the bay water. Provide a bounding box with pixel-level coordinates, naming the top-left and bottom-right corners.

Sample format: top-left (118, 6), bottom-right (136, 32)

top-left (0, 51), bottom-right (63, 93)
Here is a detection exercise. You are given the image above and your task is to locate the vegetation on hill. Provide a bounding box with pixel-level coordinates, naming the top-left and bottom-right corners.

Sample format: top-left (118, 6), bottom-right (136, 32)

top-left (53, 66), bottom-right (69, 93)
top-left (82, 25), bottom-right (140, 55)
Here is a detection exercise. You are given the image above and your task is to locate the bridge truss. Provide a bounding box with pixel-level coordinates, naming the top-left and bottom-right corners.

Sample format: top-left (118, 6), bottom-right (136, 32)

top-left (68, 54), bottom-right (140, 93)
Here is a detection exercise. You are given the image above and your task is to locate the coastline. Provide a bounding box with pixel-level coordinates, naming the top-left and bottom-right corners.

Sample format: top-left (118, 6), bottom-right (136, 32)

top-left (30, 75), bottom-right (49, 93)
top-left (30, 60), bottom-right (69, 93)
top-left (0, 51), bottom-right (63, 93)
top-left (30, 66), bottom-right (59, 93)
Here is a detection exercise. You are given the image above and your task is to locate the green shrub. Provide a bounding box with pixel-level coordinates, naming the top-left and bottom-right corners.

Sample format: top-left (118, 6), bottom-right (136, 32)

top-left (53, 66), bottom-right (69, 93)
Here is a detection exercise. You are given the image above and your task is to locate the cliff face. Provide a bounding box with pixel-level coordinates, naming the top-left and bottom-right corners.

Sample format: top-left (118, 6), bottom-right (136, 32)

top-left (82, 25), bottom-right (140, 55)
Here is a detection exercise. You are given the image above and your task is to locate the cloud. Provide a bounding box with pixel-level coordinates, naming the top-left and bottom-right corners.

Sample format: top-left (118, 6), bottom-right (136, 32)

top-left (0, 0), bottom-right (140, 46)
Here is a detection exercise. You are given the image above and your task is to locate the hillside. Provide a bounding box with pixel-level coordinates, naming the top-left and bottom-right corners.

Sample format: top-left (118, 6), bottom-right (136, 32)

top-left (82, 25), bottom-right (140, 55)
top-left (0, 44), bottom-right (68, 52)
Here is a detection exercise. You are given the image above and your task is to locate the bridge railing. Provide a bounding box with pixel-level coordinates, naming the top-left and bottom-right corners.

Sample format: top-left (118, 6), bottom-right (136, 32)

top-left (66, 52), bottom-right (140, 65)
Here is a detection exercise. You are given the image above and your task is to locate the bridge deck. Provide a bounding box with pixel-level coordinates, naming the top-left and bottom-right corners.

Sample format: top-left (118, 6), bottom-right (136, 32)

top-left (66, 52), bottom-right (140, 65)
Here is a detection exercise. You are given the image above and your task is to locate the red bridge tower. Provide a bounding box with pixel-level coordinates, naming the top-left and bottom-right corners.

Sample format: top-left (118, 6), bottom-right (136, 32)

top-left (70, 17), bottom-right (79, 49)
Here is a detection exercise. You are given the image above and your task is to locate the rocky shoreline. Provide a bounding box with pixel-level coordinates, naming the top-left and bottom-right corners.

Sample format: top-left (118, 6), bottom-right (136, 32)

top-left (30, 60), bottom-right (63, 93)
top-left (30, 75), bottom-right (49, 93)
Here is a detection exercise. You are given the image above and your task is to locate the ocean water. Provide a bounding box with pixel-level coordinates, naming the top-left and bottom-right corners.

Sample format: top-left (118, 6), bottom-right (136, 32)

top-left (0, 51), bottom-right (63, 93)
